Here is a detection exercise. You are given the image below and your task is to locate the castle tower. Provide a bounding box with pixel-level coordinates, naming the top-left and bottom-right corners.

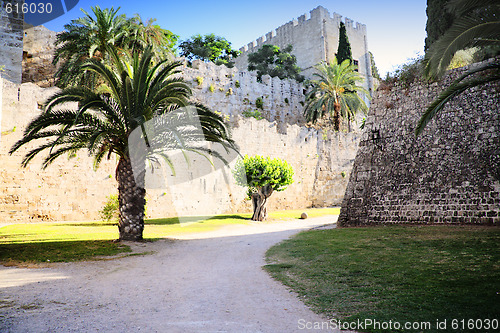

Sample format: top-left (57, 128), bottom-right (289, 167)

top-left (0, 0), bottom-right (24, 84)
top-left (234, 6), bottom-right (373, 96)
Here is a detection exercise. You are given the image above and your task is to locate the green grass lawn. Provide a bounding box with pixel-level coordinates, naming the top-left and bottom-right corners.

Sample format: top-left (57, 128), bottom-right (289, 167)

top-left (264, 226), bottom-right (500, 333)
top-left (0, 207), bottom-right (338, 265)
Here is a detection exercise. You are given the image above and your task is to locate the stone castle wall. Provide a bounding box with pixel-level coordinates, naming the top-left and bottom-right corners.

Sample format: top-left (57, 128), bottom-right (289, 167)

top-left (1, 62), bottom-right (361, 223)
top-left (233, 6), bottom-right (373, 94)
top-left (338, 61), bottom-right (500, 226)
top-left (22, 24), bottom-right (57, 87)
top-left (185, 59), bottom-right (307, 128)
top-left (0, 0), bottom-right (24, 84)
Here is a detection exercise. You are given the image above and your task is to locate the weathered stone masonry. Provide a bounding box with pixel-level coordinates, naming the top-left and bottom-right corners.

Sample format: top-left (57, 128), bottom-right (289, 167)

top-left (339, 62), bottom-right (500, 226)
top-left (0, 0), bottom-right (24, 84)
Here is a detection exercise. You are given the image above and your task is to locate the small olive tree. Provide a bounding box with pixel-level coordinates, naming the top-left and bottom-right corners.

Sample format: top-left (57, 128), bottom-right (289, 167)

top-left (233, 155), bottom-right (294, 221)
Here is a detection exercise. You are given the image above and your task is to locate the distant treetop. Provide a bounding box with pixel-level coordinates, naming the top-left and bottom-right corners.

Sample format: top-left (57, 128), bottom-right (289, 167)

top-left (247, 44), bottom-right (304, 82)
top-left (178, 34), bottom-right (239, 68)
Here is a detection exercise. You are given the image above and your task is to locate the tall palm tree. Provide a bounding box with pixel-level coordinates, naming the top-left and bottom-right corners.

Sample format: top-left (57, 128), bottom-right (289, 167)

top-left (304, 58), bottom-right (369, 131)
top-left (10, 47), bottom-right (237, 241)
top-left (53, 6), bottom-right (129, 88)
top-left (416, 0), bottom-right (500, 136)
top-left (53, 6), bottom-right (177, 88)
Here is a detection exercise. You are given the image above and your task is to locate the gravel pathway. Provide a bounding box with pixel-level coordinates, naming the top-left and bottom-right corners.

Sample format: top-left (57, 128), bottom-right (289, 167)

top-left (0, 216), bottom-right (345, 332)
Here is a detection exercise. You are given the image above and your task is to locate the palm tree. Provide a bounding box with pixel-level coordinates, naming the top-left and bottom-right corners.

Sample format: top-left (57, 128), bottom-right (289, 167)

top-left (128, 14), bottom-right (178, 60)
top-left (416, 0), bottom-right (500, 136)
top-left (10, 47), bottom-right (237, 241)
top-left (53, 6), bottom-right (129, 88)
top-left (53, 6), bottom-right (177, 88)
top-left (304, 58), bottom-right (369, 131)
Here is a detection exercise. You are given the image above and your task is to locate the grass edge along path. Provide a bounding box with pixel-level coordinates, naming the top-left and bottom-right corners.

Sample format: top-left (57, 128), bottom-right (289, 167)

top-left (0, 207), bottom-right (339, 266)
top-left (264, 225), bottom-right (500, 333)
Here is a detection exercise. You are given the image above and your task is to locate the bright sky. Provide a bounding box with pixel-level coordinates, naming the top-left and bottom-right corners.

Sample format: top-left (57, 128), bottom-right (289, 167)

top-left (43, 0), bottom-right (427, 77)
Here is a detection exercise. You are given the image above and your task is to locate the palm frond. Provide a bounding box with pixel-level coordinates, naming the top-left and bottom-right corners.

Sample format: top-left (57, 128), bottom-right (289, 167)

top-left (446, 0), bottom-right (499, 16)
top-left (424, 6), bottom-right (500, 79)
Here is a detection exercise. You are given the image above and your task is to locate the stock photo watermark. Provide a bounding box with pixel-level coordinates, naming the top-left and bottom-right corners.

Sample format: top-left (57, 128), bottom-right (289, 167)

top-left (297, 318), bottom-right (499, 331)
top-left (2, 0), bottom-right (79, 26)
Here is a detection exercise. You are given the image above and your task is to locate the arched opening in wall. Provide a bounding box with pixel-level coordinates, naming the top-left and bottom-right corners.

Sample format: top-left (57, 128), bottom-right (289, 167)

top-left (353, 60), bottom-right (359, 72)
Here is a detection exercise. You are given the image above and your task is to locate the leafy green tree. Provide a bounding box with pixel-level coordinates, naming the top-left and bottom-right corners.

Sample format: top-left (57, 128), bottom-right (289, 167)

top-left (178, 34), bottom-right (239, 67)
top-left (369, 51), bottom-right (381, 80)
top-left (416, 0), bottom-right (500, 136)
top-left (336, 22), bottom-right (353, 65)
top-left (53, 6), bottom-right (178, 88)
top-left (247, 44), bottom-right (304, 82)
top-left (10, 47), bottom-right (236, 241)
top-left (233, 155), bottom-right (294, 221)
top-left (425, 0), bottom-right (455, 51)
top-left (304, 58), bottom-right (369, 131)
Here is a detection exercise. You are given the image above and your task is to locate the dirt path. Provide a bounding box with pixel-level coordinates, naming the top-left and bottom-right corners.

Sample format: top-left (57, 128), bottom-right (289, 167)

top-left (0, 216), bottom-right (344, 333)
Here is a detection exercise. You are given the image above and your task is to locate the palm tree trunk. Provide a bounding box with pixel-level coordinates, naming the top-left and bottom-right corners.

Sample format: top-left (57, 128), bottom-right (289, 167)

top-left (333, 103), bottom-right (341, 131)
top-left (116, 156), bottom-right (146, 241)
top-left (251, 184), bottom-right (274, 221)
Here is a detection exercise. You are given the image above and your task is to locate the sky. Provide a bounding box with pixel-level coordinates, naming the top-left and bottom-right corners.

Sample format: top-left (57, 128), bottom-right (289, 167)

top-left (43, 0), bottom-right (427, 77)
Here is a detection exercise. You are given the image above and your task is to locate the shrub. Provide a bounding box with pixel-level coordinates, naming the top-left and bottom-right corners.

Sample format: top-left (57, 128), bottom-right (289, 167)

top-left (195, 76), bottom-right (203, 86)
top-left (383, 56), bottom-right (424, 89)
top-left (242, 109), bottom-right (263, 120)
top-left (208, 84), bottom-right (215, 92)
top-left (99, 194), bottom-right (119, 222)
top-left (235, 80), bottom-right (240, 88)
top-left (255, 97), bottom-right (264, 109)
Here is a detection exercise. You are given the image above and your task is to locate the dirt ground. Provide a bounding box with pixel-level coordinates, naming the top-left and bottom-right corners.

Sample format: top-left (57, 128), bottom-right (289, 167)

top-left (0, 216), bottom-right (346, 333)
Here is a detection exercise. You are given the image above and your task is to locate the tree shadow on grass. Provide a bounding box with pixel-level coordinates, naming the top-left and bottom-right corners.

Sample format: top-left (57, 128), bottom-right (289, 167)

top-left (0, 240), bottom-right (131, 265)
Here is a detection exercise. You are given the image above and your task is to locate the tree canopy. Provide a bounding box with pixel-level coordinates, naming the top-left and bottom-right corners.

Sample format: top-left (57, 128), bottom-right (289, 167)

top-left (178, 34), bottom-right (239, 67)
top-left (233, 155), bottom-right (294, 221)
top-left (247, 44), bottom-right (304, 82)
top-left (425, 0), bottom-right (455, 51)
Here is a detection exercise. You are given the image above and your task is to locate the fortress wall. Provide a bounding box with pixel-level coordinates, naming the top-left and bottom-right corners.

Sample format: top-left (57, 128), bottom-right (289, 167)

top-left (338, 61), bottom-right (500, 226)
top-left (22, 24), bottom-right (58, 87)
top-left (0, 0), bottom-right (24, 84)
top-left (184, 60), bottom-right (307, 129)
top-left (0, 81), bottom-right (118, 222)
top-left (1, 63), bottom-right (361, 223)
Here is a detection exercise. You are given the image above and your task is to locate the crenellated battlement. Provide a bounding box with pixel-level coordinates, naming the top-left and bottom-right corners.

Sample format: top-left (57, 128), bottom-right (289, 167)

top-left (238, 6), bottom-right (367, 54)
